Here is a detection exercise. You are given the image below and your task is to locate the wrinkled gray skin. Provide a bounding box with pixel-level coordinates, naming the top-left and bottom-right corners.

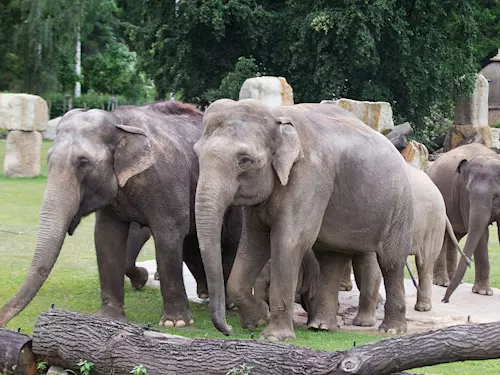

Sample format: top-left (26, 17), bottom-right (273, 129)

top-left (253, 249), bottom-right (320, 310)
top-left (125, 208), bottom-right (241, 301)
top-left (428, 143), bottom-right (500, 302)
top-left (194, 98), bottom-right (413, 341)
top-left (0, 101), bottom-right (214, 328)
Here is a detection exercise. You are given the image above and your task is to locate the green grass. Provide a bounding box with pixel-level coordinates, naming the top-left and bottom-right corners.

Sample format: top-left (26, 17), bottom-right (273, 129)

top-left (0, 139), bottom-right (499, 374)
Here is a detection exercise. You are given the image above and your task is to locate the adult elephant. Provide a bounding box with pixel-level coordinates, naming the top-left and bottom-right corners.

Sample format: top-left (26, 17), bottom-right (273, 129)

top-left (428, 143), bottom-right (500, 301)
top-left (0, 101), bottom-right (241, 328)
top-left (194, 98), bottom-right (413, 341)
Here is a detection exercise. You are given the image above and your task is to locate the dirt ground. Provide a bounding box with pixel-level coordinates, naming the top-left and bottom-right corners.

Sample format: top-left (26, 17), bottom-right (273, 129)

top-left (137, 260), bottom-right (500, 333)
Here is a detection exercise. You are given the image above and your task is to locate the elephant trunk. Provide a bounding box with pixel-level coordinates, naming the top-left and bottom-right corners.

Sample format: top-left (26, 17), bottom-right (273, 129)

top-left (195, 170), bottom-right (235, 335)
top-left (442, 199), bottom-right (491, 303)
top-left (0, 171), bottom-right (80, 326)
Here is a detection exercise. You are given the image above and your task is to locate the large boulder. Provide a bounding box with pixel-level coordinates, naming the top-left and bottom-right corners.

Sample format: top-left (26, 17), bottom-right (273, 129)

top-left (491, 128), bottom-right (500, 151)
top-left (43, 116), bottom-right (62, 141)
top-left (3, 130), bottom-right (42, 178)
top-left (400, 140), bottom-right (429, 172)
top-left (0, 93), bottom-right (49, 131)
top-left (337, 98), bottom-right (394, 133)
top-left (239, 76), bottom-right (294, 106)
top-left (443, 124), bottom-right (491, 151)
top-left (454, 74), bottom-right (489, 128)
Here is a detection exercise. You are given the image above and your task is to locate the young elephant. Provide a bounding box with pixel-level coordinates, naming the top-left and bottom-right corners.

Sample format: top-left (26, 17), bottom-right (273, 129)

top-left (253, 249), bottom-right (320, 310)
top-left (428, 143), bottom-right (500, 302)
top-left (339, 165), bottom-right (467, 314)
top-left (0, 101), bottom-right (243, 328)
top-left (194, 98), bottom-right (413, 341)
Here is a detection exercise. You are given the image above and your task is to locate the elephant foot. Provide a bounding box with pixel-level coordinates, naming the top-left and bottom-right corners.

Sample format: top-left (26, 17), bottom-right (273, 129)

top-left (128, 267), bottom-right (149, 291)
top-left (433, 274), bottom-right (450, 287)
top-left (260, 323), bottom-right (295, 342)
top-left (378, 319), bottom-right (407, 334)
top-left (154, 271), bottom-right (160, 281)
top-left (472, 283), bottom-right (493, 296)
top-left (339, 279), bottom-right (353, 292)
top-left (414, 301), bottom-right (432, 312)
top-left (307, 313), bottom-right (339, 331)
top-left (159, 307), bottom-right (194, 327)
top-left (95, 305), bottom-right (127, 322)
top-left (352, 310), bottom-right (376, 327)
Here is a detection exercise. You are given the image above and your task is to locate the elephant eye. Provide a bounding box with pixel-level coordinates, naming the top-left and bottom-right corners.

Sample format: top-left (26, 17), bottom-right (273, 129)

top-left (77, 157), bottom-right (92, 173)
top-left (238, 154), bottom-right (253, 166)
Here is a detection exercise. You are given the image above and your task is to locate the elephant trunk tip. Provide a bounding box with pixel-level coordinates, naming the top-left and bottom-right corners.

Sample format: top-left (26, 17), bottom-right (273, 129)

top-left (212, 311), bottom-right (232, 336)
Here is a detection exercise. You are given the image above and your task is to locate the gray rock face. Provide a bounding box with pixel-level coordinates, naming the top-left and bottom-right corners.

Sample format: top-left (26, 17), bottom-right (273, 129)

top-left (0, 93), bottom-right (49, 131)
top-left (3, 130), bottom-right (42, 178)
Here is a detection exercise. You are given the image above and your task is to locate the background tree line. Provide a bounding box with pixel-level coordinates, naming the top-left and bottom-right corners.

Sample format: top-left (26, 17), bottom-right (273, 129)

top-left (1, 0), bottom-right (499, 137)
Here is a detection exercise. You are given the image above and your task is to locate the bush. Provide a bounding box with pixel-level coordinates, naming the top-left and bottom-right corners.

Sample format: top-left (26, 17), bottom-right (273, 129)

top-left (44, 92), bottom-right (135, 119)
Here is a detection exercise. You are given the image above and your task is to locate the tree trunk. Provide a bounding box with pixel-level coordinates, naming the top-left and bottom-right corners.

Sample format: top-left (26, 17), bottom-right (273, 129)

top-left (33, 309), bottom-right (500, 375)
top-left (0, 329), bottom-right (37, 375)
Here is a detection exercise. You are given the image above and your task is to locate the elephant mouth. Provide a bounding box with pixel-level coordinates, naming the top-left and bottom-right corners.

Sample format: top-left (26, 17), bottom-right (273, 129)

top-left (68, 215), bottom-right (82, 235)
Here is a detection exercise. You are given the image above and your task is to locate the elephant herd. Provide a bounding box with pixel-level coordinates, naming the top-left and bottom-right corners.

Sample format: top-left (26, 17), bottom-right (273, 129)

top-left (0, 98), bottom-right (498, 342)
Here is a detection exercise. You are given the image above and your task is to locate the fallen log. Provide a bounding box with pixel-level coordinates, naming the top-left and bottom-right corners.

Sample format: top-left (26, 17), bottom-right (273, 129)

top-left (32, 308), bottom-right (500, 375)
top-left (0, 329), bottom-right (37, 375)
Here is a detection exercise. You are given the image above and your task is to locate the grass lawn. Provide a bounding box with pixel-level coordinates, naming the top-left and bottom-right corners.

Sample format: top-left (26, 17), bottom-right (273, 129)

top-left (1, 139), bottom-right (500, 374)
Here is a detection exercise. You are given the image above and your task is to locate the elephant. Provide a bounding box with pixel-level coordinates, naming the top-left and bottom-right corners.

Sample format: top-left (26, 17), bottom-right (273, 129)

top-left (337, 165), bottom-right (467, 316)
top-left (125, 206), bottom-right (241, 301)
top-left (0, 101), bottom-right (241, 328)
top-left (253, 249), bottom-right (320, 311)
top-left (193, 98), bottom-right (413, 341)
top-left (427, 143), bottom-right (500, 302)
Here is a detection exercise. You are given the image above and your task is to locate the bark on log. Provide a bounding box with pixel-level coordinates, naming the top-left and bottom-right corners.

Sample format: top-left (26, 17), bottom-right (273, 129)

top-left (32, 309), bottom-right (500, 375)
top-left (0, 329), bottom-right (37, 375)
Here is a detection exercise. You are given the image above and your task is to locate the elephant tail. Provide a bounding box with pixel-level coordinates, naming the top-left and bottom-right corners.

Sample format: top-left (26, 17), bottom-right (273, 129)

top-left (445, 216), bottom-right (472, 268)
top-left (296, 249), bottom-right (320, 301)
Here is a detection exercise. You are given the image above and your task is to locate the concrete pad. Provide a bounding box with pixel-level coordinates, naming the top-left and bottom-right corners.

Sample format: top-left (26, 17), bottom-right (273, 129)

top-left (136, 260), bottom-right (500, 333)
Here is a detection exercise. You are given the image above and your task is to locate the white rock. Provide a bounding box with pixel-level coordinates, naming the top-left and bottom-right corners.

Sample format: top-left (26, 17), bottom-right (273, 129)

top-left (454, 73), bottom-right (489, 128)
top-left (47, 366), bottom-right (71, 375)
top-left (43, 116), bottom-right (62, 141)
top-left (401, 140), bottom-right (429, 171)
top-left (0, 93), bottom-right (49, 131)
top-left (337, 98), bottom-right (394, 133)
top-left (3, 130), bottom-right (42, 178)
top-left (239, 76), bottom-right (293, 107)
top-left (491, 128), bottom-right (500, 149)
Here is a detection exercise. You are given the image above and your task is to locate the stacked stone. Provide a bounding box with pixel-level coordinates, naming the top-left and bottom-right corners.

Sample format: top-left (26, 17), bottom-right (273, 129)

top-left (444, 73), bottom-right (492, 151)
top-left (0, 94), bottom-right (49, 177)
top-left (239, 76), bottom-right (294, 107)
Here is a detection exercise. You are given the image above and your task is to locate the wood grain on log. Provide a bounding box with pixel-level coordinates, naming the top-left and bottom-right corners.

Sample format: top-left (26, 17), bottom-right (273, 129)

top-left (32, 309), bottom-right (500, 375)
top-left (0, 329), bottom-right (37, 375)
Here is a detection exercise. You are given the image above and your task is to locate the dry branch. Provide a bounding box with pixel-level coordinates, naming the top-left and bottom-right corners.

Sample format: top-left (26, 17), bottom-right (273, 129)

top-left (32, 308), bottom-right (500, 375)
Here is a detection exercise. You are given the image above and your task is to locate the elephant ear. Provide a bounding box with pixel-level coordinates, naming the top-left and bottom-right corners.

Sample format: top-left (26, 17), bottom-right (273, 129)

top-left (456, 159), bottom-right (468, 174)
top-left (114, 124), bottom-right (156, 188)
top-left (272, 117), bottom-right (304, 186)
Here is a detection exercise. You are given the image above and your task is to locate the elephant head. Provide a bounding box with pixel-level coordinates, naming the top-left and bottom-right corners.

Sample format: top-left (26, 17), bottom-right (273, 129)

top-left (193, 98), bottom-right (303, 334)
top-left (0, 109), bottom-right (155, 326)
top-left (443, 154), bottom-right (500, 301)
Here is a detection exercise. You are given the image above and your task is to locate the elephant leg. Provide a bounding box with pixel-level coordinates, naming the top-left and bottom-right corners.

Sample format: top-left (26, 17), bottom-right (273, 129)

top-left (125, 222), bottom-right (151, 291)
top-left (415, 252), bottom-right (433, 311)
top-left (94, 209), bottom-right (129, 321)
top-left (472, 228), bottom-right (492, 296)
top-left (352, 252), bottom-right (381, 326)
top-left (226, 212), bottom-right (271, 331)
top-left (377, 241), bottom-right (409, 333)
top-left (339, 260), bottom-right (353, 291)
top-left (153, 222), bottom-right (192, 327)
top-left (307, 251), bottom-right (350, 331)
top-left (182, 235), bottom-right (209, 300)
